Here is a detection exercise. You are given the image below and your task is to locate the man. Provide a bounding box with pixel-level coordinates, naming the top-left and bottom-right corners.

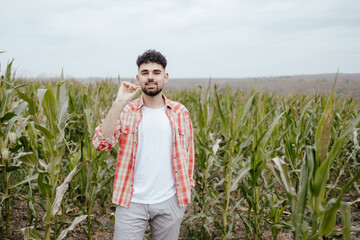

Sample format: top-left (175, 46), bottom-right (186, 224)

top-left (92, 49), bottom-right (195, 240)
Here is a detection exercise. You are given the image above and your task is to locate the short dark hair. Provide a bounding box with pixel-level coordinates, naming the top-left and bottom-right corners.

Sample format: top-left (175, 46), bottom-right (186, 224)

top-left (136, 49), bottom-right (167, 69)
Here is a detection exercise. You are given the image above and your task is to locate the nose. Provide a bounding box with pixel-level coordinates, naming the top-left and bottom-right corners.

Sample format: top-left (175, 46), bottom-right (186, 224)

top-left (148, 73), bottom-right (154, 80)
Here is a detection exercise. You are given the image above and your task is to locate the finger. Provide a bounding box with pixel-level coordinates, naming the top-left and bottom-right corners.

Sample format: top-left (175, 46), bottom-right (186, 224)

top-left (122, 81), bottom-right (131, 88)
top-left (122, 82), bottom-right (138, 92)
top-left (126, 83), bottom-right (138, 91)
top-left (130, 85), bottom-right (140, 91)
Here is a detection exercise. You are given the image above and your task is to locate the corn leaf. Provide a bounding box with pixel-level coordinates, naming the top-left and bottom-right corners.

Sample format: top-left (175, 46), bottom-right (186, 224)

top-left (51, 162), bottom-right (86, 217)
top-left (318, 170), bottom-right (360, 236)
top-left (14, 152), bottom-right (37, 167)
top-left (294, 149), bottom-right (310, 240)
top-left (10, 174), bottom-right (38, 190)
top-left (56, 215), bottom-right (87, 240)
top-left (214, 85), bottom-right (229, 140)
top-left (270, 157), bottom-right (296, 197)
top-left (0, 112), bottom-right (16, 123)
top-left (34, 123), bottom-right (54, 139)
top-left (15, 90), bottom-right (37, 115)
top-left (39, 88), bottom-right (59, 135)
top-left (231, 166), bottom-right (250, 191)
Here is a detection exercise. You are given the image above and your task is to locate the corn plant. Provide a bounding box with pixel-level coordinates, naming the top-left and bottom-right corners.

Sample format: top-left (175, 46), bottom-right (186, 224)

top-left (0, 60), bottom-right (34, 238)
top-left (238, 93), bottom-right (285, 239)
top-left (212, 85), bottom-right (257, 239)
top-left (266, 193), bottom-right (287, 239)
top-left (1, 71), bottom-right (360, 239)
top-left (66, 82), bottom-right (114, 239)
top-left (187, 82), bottom-right (219, 238)
top-left (12, 76), bottom-right (88, 239)
top-left (270, 78), bottom-right (360, 239)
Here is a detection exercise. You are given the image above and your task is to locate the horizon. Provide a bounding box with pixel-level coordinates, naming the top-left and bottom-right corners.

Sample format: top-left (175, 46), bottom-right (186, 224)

top-left (7, 71), bottom-right (360, 80)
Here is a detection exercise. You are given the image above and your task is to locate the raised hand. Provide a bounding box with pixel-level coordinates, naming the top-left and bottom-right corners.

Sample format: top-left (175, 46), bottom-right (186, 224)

top-left (99, 81), bottom-right (140, 138)
top-left (115, 81), bottom-right (141, 103)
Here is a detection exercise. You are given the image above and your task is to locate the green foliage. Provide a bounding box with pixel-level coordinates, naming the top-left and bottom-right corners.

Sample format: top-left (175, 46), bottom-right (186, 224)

top-left (1, 60), bottom-right (359, 239)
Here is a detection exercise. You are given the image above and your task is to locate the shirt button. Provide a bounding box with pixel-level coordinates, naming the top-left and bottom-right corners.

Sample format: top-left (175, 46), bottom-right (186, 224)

top-left (124, 130), bottom-right (128, 133)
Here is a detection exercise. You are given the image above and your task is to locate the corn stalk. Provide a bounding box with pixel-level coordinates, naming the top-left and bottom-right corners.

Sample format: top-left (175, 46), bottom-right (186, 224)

top-left (214, 85), bottom-right (253, 239)
top-left (14, 78), bottom-right (88, 239)
top-left (0, 60), bottom-right (31, 238)
top-left (270, 77), bottom-right (360, 239)
top-left (187, 81), bottom-right (219, 238)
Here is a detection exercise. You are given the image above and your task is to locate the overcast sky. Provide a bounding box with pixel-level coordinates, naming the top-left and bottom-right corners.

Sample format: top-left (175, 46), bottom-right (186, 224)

top-left (1, 0), bottom-right (359, 78)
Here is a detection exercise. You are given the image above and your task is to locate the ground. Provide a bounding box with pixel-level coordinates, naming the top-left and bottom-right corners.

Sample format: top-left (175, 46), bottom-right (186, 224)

top-left (1, 197), bottom-right (359, 239)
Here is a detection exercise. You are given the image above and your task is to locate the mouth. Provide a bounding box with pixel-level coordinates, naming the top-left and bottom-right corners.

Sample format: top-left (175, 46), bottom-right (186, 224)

top-left (145, 82), bottom-right (157, 87)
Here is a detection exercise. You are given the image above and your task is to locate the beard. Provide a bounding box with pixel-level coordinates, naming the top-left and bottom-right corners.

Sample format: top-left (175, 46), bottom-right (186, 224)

top-left (141, 82), bottom-right (163, 96)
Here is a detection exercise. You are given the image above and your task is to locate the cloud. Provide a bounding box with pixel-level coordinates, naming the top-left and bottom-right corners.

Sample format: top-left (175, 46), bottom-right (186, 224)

top-left (1, 0), bottom-right (359, 78)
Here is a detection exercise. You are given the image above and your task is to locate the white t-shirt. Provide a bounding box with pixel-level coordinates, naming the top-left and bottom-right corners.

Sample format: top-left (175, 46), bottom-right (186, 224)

top-left (131, 106), bottom-right (176, 204)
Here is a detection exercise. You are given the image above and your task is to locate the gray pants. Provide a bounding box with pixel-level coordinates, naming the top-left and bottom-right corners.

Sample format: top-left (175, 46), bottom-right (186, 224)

top-left (114, 195), bottom-right (186, 240)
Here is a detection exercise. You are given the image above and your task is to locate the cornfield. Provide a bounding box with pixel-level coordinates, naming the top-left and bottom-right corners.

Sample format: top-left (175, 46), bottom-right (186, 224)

top-left (1, 60), bottom-right (359, 239)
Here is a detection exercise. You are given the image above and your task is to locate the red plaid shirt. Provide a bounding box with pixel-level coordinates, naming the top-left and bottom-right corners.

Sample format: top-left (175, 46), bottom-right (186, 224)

top-left (92, 94), bottom-right (195, 208)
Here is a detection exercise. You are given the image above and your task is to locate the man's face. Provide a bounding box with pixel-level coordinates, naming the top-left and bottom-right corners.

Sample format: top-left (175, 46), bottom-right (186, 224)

top-left (136, 62), bottom-right (168, 96)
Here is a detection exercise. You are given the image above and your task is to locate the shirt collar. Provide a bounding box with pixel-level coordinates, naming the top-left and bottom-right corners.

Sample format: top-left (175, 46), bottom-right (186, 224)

top-left (136, 93), bottom-right (173, 110)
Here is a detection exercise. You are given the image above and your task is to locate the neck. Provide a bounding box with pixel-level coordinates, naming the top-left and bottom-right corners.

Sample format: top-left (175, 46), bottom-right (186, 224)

top-left (142, 93), bottom-right (165, 109)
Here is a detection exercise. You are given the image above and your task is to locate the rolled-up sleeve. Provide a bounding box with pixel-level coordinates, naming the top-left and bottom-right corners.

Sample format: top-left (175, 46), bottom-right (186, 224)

top-left (92, 119), bottom-right (121, 151)
top-left (185, 110), bottom-right (196, 188)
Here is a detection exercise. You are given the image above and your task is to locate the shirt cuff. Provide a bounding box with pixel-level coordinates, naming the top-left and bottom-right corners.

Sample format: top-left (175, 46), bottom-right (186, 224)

top-left (94, 124), bottom-right (120, 146)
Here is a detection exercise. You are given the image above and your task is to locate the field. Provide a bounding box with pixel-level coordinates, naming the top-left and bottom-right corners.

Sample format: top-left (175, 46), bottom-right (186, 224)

top-left (1, 61), bottom-right (360, 240)
top-left (79, 73), bottom-right (360, 98)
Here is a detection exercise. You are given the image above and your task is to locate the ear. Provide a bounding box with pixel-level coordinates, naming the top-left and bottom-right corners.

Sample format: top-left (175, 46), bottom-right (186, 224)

top-left (164, 73), bottom-right (169, 84)
top-left (136, 75), bottom-right (139, 83)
